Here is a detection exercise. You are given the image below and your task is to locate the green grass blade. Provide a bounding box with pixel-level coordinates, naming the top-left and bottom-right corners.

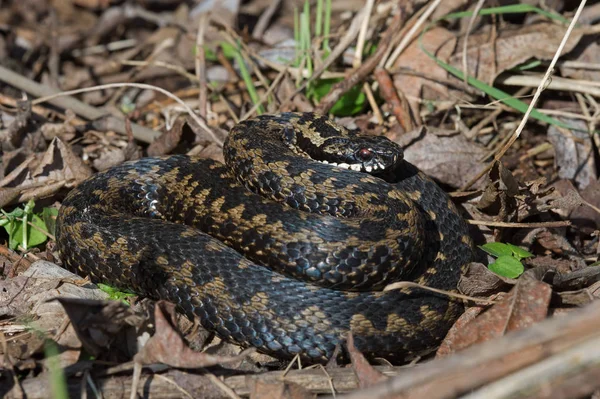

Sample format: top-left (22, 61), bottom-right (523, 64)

top-left (323, 0), bottom-right (332, 52)
top-left (44, 340), bottom-right (69, 399)
top-left (232, 44), bottom-right (265, 114)
top-left (419, 4), bottom-right (585, 132)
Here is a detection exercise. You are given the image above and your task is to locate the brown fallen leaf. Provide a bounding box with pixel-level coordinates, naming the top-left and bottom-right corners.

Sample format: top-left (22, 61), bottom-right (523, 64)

top-left (249, 379), bottom-right (315, 399)
top-left (392, 27), bottom-right (457, 119)
top-left (347, 333), bottom-right (388, 389)
top-left (55, 297), bottom-right (145, 359)
top-left (437, 305), bottom-right (485, 358)
top-left (458, 262), bottom-right (513, 297)
top-left (450, 22), bottom-right (583, 85)
top-left (547, 120), bottom-right (597, 190)
top-left (393, 127), bottom-right (488, 189)
top-left (439, 272), bottom-right (551, 354)
top-left (134, 301), bottom-right (255, 368)
top-left (0, 137), bottom-right (92, 207)
top-left (147, 117), bottom-right (187, 156)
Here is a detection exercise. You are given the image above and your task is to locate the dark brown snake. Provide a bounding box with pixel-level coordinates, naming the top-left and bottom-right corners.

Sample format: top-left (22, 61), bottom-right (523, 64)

top-left (56, 113), bottom-right (473, 364)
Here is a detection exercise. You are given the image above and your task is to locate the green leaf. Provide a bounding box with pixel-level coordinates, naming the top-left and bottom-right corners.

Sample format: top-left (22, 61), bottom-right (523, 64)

top-left (97, 283), bottom-right (136, 304)
top-left (488, 255), bottom-right (525, 279)
top-left (308, 78), bottom-right (366, 116)
top-left (506, 243), bottom-right (533, 260)
top-left (479, 242), bottom-right (513, 258)
top-left (10, 214), bottom-right (48, 250)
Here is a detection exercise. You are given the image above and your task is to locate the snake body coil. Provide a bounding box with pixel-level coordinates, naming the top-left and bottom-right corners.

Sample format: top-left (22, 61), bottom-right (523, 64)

top-left (56, 113), bottom-right (473, 363)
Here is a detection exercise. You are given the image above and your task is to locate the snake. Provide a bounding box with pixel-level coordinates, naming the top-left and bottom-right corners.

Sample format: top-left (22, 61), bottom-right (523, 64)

top-left (56, 112), bottom-right (473, 364)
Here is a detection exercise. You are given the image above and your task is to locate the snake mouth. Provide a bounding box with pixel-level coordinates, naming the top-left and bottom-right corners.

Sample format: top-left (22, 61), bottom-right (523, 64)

top-left (318, 160), bottom-right (385, 173)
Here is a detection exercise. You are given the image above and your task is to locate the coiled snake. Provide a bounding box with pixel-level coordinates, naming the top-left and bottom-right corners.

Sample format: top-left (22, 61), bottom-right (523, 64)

top-left (56, 113), bottom-right (473, 363)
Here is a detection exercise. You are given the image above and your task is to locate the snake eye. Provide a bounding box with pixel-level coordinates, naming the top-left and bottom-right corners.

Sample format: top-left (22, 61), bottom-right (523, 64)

top-left (357, 148), bottom-right (373, 161)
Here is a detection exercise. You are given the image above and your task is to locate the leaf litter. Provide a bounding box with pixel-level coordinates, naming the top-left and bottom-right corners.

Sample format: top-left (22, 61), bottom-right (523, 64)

top-left (1, 1), bottom-right (600, 398)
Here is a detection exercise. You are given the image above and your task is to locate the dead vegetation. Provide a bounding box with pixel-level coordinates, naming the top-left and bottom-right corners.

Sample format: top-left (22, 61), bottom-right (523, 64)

top-left (1, 0), bottom-right (600, 398)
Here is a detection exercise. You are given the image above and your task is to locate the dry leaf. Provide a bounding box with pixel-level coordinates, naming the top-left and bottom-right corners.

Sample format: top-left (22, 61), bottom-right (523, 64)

top-left (392, 27), bottom-right (457, 117)
top-left (450, 23), bottom-right (583, 84)
top-left (134, 301), bottom-right (255, 368)
top-left (347, 333), bottom-right (388, 388)
top-left (458, 262), bottom-right (513, 297)
top-left (440, 274), bottom-right (551, 353)
top-left (249, 380), bottom-right (315, 399)
top-left (547, 120), bottom-right (597, 189)
top-left (393, 127), bottom-right (488, 189)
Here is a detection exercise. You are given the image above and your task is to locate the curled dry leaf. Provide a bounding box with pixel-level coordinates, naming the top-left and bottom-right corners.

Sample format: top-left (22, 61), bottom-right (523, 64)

top-left (0, 137), bottom-right (92, 207)
top-left (393, 127), bottom-right (487, 189)
top-left (56, 297), bottom-right (145, 358)
top-left (347, 333), bottom-right (388, 389)
top-left (548, 120), bottom-right (597, 189)
top-left (458, 262), bottom-right (514, 297)
top-left (249, 379), bottom-right (315, 399)
top-left (439, 273), bottom-right (551, 355)
top-left (450, 23), bottom-right (583, 84)
top-left (147, 117), bottom-right (187, 156)
top-left (134, 301), bottom-right (255, 368)
top-left (392, 27), bottom-right (457, 118)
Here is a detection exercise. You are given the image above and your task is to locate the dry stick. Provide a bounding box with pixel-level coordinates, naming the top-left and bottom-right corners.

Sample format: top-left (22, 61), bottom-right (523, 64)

top-left (375, 67), bottom-right (412, 131)
top-left (352, 0), bottom-right (375, 69)
top-left (352, 0), bottom-right (382, 123)
top-left (337, 300), bottom-right (600, 399)
top-left (467, 219), bottom-right (571, 229)
top-left (30, 82), bottom-right (221, 146)
top-left (252, 0), bottom-right (282, 39)
top-left (460, 0), bottom-right (587, 191)
top-left (195, 13), bottom-right (209, 119)
top-left (497, 73), bottom-right (600, 97)
top-left (461, 336), bottom-right (600, 399)
top-left (383, 0), bottom-right (442, 69)
top-left (0, 65), bottom-right (160, 144)
top-left (315, 13), bottom-right (401, 114)
top-left (462, 0), bottom-right (486, 86)
top-left (382, 281), bottom-right (495, 305)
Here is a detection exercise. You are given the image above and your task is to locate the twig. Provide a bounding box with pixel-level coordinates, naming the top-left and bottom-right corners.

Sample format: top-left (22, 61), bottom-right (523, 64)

top-left (353, 0), bottom-right (375, 69)
top-left (467, 219), bottom-right (571, 229)
top-left (383, 0), bottom-right (442, 69)
top-left (195, 12), bottom-right (209, 119)
top-left (383, 281), bottom-right (495, 305)
top-left (462, 0), bottom-right (486, 85)
top-left (375, 67), bottom-right (412, 131)
top-left (252, 0), bottom-right (282, 39)
top-left (0, 65), bottom-right (160, 144)
top-left (497, 73), bottom-right (600, 98)
top-left (31, 82), bottom-right (221, 146)
top-left (491, 2), bottom-right (587, 167)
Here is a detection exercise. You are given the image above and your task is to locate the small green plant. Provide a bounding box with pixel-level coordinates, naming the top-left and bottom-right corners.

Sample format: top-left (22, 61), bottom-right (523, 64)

top-left (307, 78), bottom-right (366, 116)
top-left (97, 283), bottom-right (137, 304)
top-left (44, 339), bottom-right (69, 399)
top-left (480, 242), bottom-right (532, 278)
top-left (293, 0), bottom-right (367, 116)
top-left (0, 200), bottom-right (56, 250)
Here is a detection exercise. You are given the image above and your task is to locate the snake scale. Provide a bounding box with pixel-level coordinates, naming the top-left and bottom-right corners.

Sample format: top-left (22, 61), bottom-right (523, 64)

top-left (56, 113), bottom-right (473, 363)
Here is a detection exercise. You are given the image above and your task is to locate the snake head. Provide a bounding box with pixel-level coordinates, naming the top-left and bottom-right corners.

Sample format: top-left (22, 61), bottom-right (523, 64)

top-left (315, 136), bottom-right (403, 174)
